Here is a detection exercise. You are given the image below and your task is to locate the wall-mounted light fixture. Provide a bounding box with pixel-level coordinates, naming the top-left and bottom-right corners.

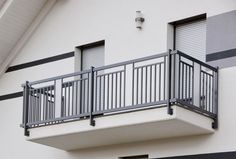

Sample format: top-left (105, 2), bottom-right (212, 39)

top-left (135, 11), bottom-right (145, 29)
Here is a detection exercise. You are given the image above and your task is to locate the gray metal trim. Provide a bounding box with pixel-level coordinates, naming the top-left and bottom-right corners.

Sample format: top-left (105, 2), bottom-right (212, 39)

top-left (206, 48), bottom-right (236, 62)
top-left (155, 151), bottom-right (236, 159)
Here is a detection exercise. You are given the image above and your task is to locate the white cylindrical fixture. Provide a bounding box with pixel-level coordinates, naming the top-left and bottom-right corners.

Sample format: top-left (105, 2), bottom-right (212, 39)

top-left (135, 11), bottom-right (144, 29)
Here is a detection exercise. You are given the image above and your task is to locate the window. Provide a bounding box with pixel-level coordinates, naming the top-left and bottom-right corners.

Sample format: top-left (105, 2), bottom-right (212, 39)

top-left (171, 14), bottom-right (207, 61)
top-left (119, 154), bottom-right (149, 159)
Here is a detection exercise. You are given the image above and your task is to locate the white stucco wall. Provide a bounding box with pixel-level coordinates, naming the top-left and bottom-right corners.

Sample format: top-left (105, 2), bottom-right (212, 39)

top-left (10, 0), bottom-right (236, 66)
top-left (0, 0), bottom-right (236, 158)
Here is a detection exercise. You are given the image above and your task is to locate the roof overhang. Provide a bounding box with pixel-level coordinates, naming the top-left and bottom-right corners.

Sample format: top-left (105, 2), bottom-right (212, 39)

top-left (0, 0), bottom-right (57, 77)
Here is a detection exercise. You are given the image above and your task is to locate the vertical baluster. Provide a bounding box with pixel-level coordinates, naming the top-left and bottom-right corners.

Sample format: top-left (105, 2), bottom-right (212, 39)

top-left (83, 79), bottom-right (86, 113)
top-left (178, 57), bottom-right (181, 100)
top-left (181, 63), bottom-right (184, 100)
top-left (50, 92), bottom-right (53, 120)
top-left (154, 64), bottom-right (157, 102)
top-left (33, 89), bottom-right (36, 123)
top-left (51, 86), bottom-right (53, 120)
top-left (47, 87), bottom-right (50, 120)
top-left (46, 86), bottom-right (49, 120)
top-left (150, 65), bottom-right (152, 103)
top-left (47, 86), bottom-right (51, 119)
top-left (199, 67), bottom-right (202, 108)
top-left (119, 72), bottom-right (122, 108)
top-left (37, 89), bottom-right (40, 122)
top-left (53, 83), bottom-right (56, 119)
top-left (212, 75), bottom-right (214, 113)
top-left (107, 74), bottom-right (110, 109)
top-left (202, 72), bottom-right (205, 109)
top-left (28, 89), bottom-right (31, 123)
top-left (38, 89), bottom-right (42, 121)
top-left (32, 90), bottom-right (35, 125)
top-left (95, 72), bottom-right (98, 112)
top-left (48, 86), bottom-right (51, 119)
top-left (49, 86), bottom-right (51, 120)
top-left (159, 64), bottom-right (162, 101)
top-left (72, 81), bottom-right (74, 116)
top-left (136, 68), bottom-right (139, 105)
top-left (145, 66), bottom-right (148, 103)
top-left (39, 88), bottom-right (42, 121)
top-left (99, 75), bottom-right (102, 111)
top-left (64, 83), bottom-right (67, 116)
top-left (52, 84), bottom-right (55, 119)
top-left (29, 89), bottom-right (32, 123)
top-left (103, 75), bottom-right (106, 110)
top-left (141, 67), bottom-right (143, 104)
top-left (192, 65), bottom-right (194, 105)
top-left (188, 66), bottom-right (191, 103)
top-left (185, 64), bottom-right (187, 101)
top-left (48, 86), bottom-right (50, 120)
top-left (111, 74), bottom-right (113, 109)
top-left (68, 82), bottom-right (71, 116)
top-left (88, 74), bottom-right (90, 113)
top-left (164, 56), bottom-right (166, 100)
top-left (40, 88), bottom-right (43, 121)
top-left (43, 88), bottom-right (46, 120)
top-left (115, 73), bottom-right (118, 108)
top-left (123, 65), bottom-right (126, 107)
top-left (34, 89), bottom-right (37, 123)
top-left (132, 63), bottom-right (134, 105)
top-left (35, 89), bottom-right (38, 122)
top-left (35, 89), bottom-right (37, 122)
top-left (209, 75), bottom-right (211, 112)
top-left (76, 80), bottom-right (78, 114)
top-left (206, 74), bottom-right (208, 111)
top-left (79, 76), bottom-right (82, 114)
top-left (173, 54), bottom-right (176, 98)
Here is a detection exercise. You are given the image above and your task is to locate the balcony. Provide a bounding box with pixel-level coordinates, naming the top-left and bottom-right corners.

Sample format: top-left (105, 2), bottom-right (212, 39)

top-left (21, 50), bottom-right (218, 150)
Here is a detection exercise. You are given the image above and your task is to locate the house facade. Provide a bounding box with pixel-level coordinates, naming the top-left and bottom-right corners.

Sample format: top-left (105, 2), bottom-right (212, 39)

top-left (0, 0), bottom-right (236, 158)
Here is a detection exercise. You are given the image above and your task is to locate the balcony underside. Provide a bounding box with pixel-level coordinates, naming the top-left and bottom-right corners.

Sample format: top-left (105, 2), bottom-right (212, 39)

top-left (27, 105), bottom-right (214, 150)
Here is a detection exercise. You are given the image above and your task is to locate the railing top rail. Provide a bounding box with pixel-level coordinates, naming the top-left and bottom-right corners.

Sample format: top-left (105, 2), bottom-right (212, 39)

top-left (175, 50), bottom-right (218, 72)
top-left (22, 69), bottom-right (91, 86)
top-left (94, 51), bottom-right (168, 71)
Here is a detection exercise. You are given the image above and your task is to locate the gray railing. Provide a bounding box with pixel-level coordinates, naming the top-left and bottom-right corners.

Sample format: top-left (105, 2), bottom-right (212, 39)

top-left (21, 50), bottom-right (218, 136)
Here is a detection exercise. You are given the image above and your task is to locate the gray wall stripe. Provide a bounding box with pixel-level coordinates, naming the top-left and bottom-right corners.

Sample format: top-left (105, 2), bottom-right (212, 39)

top-left (206, 48), bottom-right (236, 62)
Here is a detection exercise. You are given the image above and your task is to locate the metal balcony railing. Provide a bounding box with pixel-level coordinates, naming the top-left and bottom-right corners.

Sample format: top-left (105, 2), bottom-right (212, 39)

top-left (21, 50), bottom-right (218, 136)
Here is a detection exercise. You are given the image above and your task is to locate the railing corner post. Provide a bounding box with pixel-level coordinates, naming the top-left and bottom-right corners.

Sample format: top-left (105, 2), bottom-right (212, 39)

top-left (90, 66), bottom-right (95, 126)
top-left (23, 81), bottom-right (30, 136)
top-left (212, 66), bottom-right (219, 129)
top-left (167, 49), bottom-right (173, 115)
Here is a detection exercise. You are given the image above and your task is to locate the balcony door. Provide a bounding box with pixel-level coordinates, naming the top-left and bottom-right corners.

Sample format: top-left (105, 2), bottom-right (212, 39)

top-left (172, 16), bottom-right (207, 107)
top-left (78, 41), bottom-right (105, 114)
